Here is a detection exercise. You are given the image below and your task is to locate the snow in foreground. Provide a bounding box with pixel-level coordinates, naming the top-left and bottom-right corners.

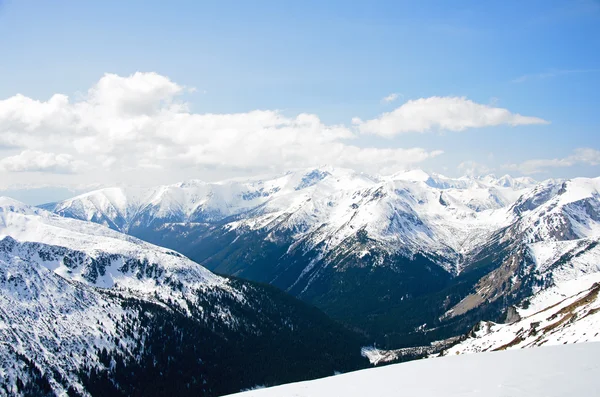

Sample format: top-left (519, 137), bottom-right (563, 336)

top-left (229, 342), bottom-right (600, 397)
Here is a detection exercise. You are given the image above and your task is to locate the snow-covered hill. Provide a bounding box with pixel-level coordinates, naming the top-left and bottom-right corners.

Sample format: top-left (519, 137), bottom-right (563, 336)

top-left (0, 197), bottom-right (368, 396)
top-left (228, 342), bottom-right (600, 397)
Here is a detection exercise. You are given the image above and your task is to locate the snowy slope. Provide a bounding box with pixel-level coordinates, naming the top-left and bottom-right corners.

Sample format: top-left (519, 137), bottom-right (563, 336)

top-left (443, 177), bottom-right (600, 320)
top-left (440, 194), bottom-right (600, 354)
top-left (0, 248), bottom-right (137, 395)
top-left (0, 197), bottom-right (369, 396)
top-left (0, 197), bottom-right (235, 394)
top-left (0, 196), bottom-right (227, 307)
top-left (341, 235), bottom-right (600, 365)
top-left (508, 177), bottom-right (600, 242)
top-left (444, 271), bottom-right (600, 355)
top-left (229, 343), bottom-right (600, 397)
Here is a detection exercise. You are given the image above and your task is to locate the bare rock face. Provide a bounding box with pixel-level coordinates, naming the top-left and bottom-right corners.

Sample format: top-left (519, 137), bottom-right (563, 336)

top-left (503, 305), bottom-right (522, 324)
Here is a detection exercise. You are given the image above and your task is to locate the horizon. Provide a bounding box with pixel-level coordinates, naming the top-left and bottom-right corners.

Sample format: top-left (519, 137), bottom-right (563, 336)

top-left (0, 164), bottom-right (573, 206)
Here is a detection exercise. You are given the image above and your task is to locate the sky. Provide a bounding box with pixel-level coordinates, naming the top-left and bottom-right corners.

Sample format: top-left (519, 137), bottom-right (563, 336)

top-left (0, 0), bottom-right (599, 203)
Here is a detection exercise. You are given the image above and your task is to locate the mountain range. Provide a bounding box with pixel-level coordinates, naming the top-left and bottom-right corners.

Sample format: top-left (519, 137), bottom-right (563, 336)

top-left (3, 166), bottom-right (599, 395)
top-left (41, 168), bottom-right (600, 348)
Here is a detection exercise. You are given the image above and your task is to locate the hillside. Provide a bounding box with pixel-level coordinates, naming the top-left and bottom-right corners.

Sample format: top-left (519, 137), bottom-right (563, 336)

top-left (0, 197), bottom-right (368, 396)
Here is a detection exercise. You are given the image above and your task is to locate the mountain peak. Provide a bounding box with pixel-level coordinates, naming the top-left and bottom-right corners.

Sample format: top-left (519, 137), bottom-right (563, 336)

top-left (0, 196), bottom-right (40, 216)
top-left (388, 169), bottom-right (432, 182)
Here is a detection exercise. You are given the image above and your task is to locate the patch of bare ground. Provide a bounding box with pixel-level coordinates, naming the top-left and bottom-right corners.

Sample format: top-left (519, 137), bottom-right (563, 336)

top-left (448, 249), bottom-right (527, 318)
top-left (547, 283), bottom-right (599, 319)
top-left (493, 335), bottom-right (524, 351)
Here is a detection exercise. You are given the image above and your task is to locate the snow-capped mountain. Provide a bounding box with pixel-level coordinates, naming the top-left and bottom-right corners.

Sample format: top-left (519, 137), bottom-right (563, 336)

top-left (433, 178), bottom-right (600, 355)
top-left (0, 197), bottom-right (367, 396)
top-left (510, 177), bottom-right (600, 242)
top-left (43, 169), bottom-right (600, 351)
top-left (445, 177), bottom-right (600, 320)
top-left (43, 168), bottom-right (537, 285)
top-left (44, 167), bottom-right (535, 265)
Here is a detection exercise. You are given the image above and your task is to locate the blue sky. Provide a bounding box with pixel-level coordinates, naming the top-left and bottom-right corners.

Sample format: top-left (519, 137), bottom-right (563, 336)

top-left (0, 0), bottom-right (599, 199)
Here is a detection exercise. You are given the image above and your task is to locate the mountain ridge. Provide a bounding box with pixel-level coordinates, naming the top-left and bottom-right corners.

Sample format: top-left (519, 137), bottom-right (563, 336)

top-left (0, 198), bottom-right (369, 396)
top-left (42, 167), bottom-right (539, 266)
top-left (37, 170), bottom-right (600, 349)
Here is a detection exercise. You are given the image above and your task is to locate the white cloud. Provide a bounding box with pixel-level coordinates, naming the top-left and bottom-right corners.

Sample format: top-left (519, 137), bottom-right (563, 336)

top-left (87, 72), bottom-right (184, 115)
top-left (0, 150), bottom-right (84, 173)
top-left (505, 148), bottom-right (600, 174)
top-left (381, 93), bottom-right (399, 103)
top-left (0, 72), bottom-right (442, 180)
top-left (457, 160), bottom-right (493, 177)
top-left (357, 96), bottom-right (549, 137)
top-left (571, 148), bottom-right (600, 165)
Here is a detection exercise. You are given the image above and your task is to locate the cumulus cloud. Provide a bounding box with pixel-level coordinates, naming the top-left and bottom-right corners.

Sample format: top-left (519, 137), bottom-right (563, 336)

top-left (0, 72), bottom-right (442, 179)
top-left (381, 93), bottom-right (399, 103)
top-left (0, 150), bottom-right (83, 173)
top-left (504, 148), bottom-right (600, 174)
top-left (357, 96), bottom-right (549, 137)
